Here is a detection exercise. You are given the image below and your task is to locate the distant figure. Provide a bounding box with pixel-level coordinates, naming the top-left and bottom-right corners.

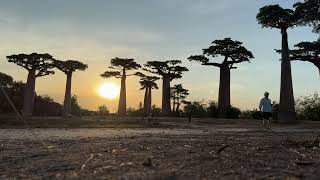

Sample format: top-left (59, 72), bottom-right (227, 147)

top-left (259, 92), bottom-right (272, 126)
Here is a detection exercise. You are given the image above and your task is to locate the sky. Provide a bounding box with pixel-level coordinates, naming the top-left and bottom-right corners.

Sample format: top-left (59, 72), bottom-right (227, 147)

top-left (0, 0), bottom-right (319, 112)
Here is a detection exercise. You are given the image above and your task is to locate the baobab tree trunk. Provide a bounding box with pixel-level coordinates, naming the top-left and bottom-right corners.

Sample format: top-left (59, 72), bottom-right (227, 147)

top-left (23, 70), bottom-right (36, 116)
top-left (63, 73), bottom-right (72, 117)
top-left (162, 76), bottom-right (171, 116)
top-left (118, 71), bottom-right (126, 116)
top-left (143, 87), bottom-right (149, 116)
top-left (147, 87), bottom-right (152, 115)
top-left (218, 64), bottom-right (231, 118)
top-left (278, 29), bottom-right (296, 123)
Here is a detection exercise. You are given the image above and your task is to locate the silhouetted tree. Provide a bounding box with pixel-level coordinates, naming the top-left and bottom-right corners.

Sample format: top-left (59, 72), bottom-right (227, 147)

top-left (136, 72), bottom-right (159, 116)
top-left (6, 53), bottom-right (55, 116)
top-left (294, 0), bottom-right (320, 33)
top-left (188, 38), bottom-right (253, 117)
top-left (289, 40), bottom-right (320, 76)
top-left (257, 5), bottom-right (300, 123)
top-left (144, 60), bottom-right (188, 115)
top-left (100, 57), bottom-right (141, 116)
top-left (0, 72), bottom-right (13, 87)
top-left (98, 105), bottom-right (109, 116)
top-left (170, 84), bottom-right (189, 114)
top-left (54, 60), bottom-right (88, 117)
top-left (71, 95), bottom-right (82, 116)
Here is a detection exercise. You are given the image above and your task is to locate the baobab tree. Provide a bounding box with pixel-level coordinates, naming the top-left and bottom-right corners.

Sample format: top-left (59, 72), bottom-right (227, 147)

top-left (188, 38), bottom-right (253, 117)
top-left (54, 60), bottom-right (88, 117)
top-left (257, 5), bottom-right (300, 123)
top-left (136, 72), bottom-right (159, 116)
top-left (144, 60), bottom-right (188, 115)
top-left (294, 0), bottom-right (320, 33)
top-left (100, 57), bottom-right (141, 116)
top-left (289, 41), bottom-right (320, 75)
top-left (170, 84), bottom-right (189, 114)
top-left (6, 53), bottom-right (55, 116)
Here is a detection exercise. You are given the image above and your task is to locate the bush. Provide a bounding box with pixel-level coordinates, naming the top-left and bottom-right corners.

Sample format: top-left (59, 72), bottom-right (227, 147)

top-left (223, 106), bottom-right (241, 119)
top-left (240, 109), bottom-right (262, 119)
top-left (183, 101), bottom-right (207, 118)
top-left (206, 101), bottom-right (218, 118)
top-left (296, 93), bottom-right (320, 121)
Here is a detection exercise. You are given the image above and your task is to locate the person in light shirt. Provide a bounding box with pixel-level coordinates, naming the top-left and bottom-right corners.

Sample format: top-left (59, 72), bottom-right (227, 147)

top-left (259, 92), bottom-right (272, 126)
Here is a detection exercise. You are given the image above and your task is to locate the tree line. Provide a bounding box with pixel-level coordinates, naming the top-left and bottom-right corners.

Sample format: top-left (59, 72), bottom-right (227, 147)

top-left (0, 1), bottom-right (319, 122)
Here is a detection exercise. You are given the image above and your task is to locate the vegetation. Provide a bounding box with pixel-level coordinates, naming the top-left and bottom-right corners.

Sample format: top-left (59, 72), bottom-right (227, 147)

top-left (101, 58), bottom-right (141, 116)
top-left (296, 93), bottom-right (320, 121)
top-left (144, 60), bottom-right (188, 116)
top-left (170, 84), bottom-right (189, 115)
top-left (257, 5), bottom-right (300, 123)
top-left (136, 72), bottom-right (160, 116)
top-left (54, 60), bottom-right (88, 117)
top-left (188, 38), bottom-right (253, 117)
top-left (5, 53), bottom-right (55, 116)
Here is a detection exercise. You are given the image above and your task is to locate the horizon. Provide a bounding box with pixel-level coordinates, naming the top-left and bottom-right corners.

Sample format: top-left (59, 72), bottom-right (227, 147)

top-left (0, 0), bottom-right (319, 112)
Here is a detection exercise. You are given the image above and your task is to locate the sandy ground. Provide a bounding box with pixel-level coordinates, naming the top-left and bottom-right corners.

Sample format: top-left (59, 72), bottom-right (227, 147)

top-left (0, 121), bottom-right (320, 179)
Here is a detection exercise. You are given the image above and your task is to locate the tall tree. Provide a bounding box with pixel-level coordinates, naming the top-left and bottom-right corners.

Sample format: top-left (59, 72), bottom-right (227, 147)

top-left (100, 57), bottom-right (141, 116)
top-left (257, 5), bottom-right (300, 123)
top-left (294, 0), bottom-right (320, 33)
top-left (6, 53), bottom-right (55, 116)
top-left (144, 60), bottom-right (188, 115)
top-left (188, 38), bottom-right (253, 117)
top-left (289, 40), bottom-right (320, 75)
top-left (54, 60), bottom-right (88, 117)
top-left (170, 84), bottom-right (189, 114)
top-left (136, 72), bottom-right (159, 116)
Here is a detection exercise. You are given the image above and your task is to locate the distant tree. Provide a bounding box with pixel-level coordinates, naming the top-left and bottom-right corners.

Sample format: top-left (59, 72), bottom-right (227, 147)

top-left (136, 72), bottom-right (159, 116)
top-left (54, 60), bottom-right (88, 117)
top-left (98, 105), bottom-right (109, 116)
top-left (294, 0), bottom-right (320, 33)
top-left (0, 72), bottom-right (13, 87)
top-left (257, 5), bottom-right (300, 123)
top-left (289, 41), bottom-right (320, 75)
top-left (183, 101), bottom-right (207, 118)
top-left (6, 53), bottom-right (55, 116)
top-left (71, 95), bottom-right (82, 116)
top-left (100, 58), bottom-right (141, 116)
top-left (144, 60), bottom-right (188, 115)
top-left (170, 84), bottom-right (189, 114)
top-left (188, 38), bottom-right (253, 117)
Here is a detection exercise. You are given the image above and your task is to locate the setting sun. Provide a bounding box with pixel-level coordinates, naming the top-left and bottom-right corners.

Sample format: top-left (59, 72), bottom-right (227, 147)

top-left (98, 83), bottom-right (119, 99)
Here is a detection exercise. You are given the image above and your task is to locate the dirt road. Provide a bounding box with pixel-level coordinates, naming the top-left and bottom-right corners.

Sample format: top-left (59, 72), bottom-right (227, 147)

top-left (0, 121), bottom-right (320, 179)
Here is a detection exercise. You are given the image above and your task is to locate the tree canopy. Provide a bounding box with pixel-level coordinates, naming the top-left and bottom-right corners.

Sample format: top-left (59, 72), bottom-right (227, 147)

top-left (290, 40), bottom-right (320, 69)
top-left (188, 38), bottom-right (254, 68)
top-left (6, 53), bottom-right (55, 77)
top-left (101, 57), bottom-right (141, 79)
top-left (144, 60), bottom-right (189, 80)
top-left (136, 72), bottom-right (159, 90)
top-left (54, 60), bottom-right (88, 75)
top-left (0, 72), bottom-right (13, 87)
top-left (256, 5), bottom-right (300, 30)
top-left (294, 0), bottom-right (320, 33)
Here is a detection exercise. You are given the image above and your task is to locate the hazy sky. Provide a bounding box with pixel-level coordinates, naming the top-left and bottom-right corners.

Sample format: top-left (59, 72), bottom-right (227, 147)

top-left (0, 0), bottom-right (318, 112)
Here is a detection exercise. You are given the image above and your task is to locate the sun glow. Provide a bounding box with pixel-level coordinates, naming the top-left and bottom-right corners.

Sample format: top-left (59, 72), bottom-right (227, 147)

top-left (98, 83), bottom-right (119, 99)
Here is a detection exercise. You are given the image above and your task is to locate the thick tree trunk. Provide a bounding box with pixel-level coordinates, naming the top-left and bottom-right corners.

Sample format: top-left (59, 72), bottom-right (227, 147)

top-left (23, 70), bottom-right (36, 116)
top-left (143, 87), bottom-right (148, 116)
top-left (218, 64), bottom-right (231, 117)
top-left (147, 87), bottom-right (152, 115)
top-left (63, 73), bottom-right (72, 117)
top-left (162, 76), bottom-right (171, 116)
top-left (278, 29), bottom-right (296, 123)
top-left (118, 70), bottom-right (126, 116)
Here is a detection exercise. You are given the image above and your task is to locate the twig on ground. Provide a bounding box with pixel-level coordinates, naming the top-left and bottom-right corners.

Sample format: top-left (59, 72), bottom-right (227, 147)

top-left (216, 144), bottom-right (230, 154)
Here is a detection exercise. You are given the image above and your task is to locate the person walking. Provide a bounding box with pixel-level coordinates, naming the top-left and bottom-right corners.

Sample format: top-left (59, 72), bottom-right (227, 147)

top-left (259, 92), bottom-right (272, 126)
